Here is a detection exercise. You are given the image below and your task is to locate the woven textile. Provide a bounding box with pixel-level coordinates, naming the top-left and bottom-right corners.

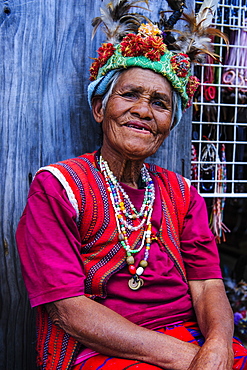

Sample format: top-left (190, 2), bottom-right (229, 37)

top-left (71, 322), bottom-right (247, 370)
top-left (36, 306), bottom-right (80, 370)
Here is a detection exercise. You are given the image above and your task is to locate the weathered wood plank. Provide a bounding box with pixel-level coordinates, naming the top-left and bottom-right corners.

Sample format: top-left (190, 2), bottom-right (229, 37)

top-left (0, 1), bottom-right (193, 369)
top-left (1, 1), bottom-right (43, 367)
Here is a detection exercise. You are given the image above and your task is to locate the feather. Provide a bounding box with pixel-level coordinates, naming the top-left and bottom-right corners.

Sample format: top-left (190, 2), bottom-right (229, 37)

top-left (166, 0), bottom-right (186, 12)
top-left (92, 0), bottom-right (150, 44)
top-left (196, 0), bottom-right (219, 28)
top-left (157, 0), bottom-right (186, 45)
top-left (169, 9), bottom-right (228, 62)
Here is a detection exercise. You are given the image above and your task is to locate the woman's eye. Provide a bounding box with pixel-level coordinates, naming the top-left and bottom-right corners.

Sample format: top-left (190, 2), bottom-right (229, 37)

top-left (153, 100), bottom-right (166, 109)
top-left (122, 92), bottom-right (135, 98)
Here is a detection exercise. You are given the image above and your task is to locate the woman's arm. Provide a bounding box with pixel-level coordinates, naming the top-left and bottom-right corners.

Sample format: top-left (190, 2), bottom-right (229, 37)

top-left (188, 279), bottom-right (234, 370)
top-left (46, 295), bottom-right (199, 370)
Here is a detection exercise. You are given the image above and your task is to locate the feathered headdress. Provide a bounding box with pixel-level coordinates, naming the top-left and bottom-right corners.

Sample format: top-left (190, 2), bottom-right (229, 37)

top-left (169, 0), bottom-right (228, 62)
top-left (88, 0), bottom-right (227, 127)
top-left (91, 0), bottom-right (150, 44)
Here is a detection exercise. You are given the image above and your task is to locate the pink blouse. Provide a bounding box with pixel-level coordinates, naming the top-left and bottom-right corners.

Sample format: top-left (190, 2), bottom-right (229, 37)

top-left (16, 170), bottom-right (222, 363)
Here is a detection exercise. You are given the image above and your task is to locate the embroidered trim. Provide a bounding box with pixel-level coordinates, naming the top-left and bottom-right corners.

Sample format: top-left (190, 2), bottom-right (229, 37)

top-left (37, 166), bottom-right (80, 222)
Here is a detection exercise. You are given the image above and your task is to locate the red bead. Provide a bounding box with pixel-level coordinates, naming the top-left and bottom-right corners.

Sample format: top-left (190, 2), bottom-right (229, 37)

top-left (128, 265), bottom-right (136, 275)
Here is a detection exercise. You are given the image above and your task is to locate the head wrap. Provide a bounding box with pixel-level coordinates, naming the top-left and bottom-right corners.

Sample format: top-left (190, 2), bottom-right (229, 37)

top-left (88, 1), bottom-right (227, 128)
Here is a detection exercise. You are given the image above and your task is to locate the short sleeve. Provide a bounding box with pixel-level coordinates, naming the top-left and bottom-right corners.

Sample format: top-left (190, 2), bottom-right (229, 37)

top-left (16, 171), bottom-right (86, 307)
top-left (180, 186), bottom-right (222, 280)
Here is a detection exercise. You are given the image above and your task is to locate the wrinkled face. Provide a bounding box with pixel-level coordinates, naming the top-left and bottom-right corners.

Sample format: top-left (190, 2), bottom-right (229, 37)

top-left (92, 67), bottom-right (173, 161)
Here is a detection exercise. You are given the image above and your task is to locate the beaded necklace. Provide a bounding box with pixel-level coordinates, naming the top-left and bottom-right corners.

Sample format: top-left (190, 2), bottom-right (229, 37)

top-left (99, 156), bottom-right (155, 290)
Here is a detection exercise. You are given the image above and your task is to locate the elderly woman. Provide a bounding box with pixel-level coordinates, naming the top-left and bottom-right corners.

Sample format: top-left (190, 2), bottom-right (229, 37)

top-left (16, 2), bottom-right (247, 369)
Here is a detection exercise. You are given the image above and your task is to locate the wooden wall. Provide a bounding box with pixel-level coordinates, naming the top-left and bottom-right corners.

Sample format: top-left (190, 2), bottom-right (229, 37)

top-left (0, 1), bottom-right (193, 369)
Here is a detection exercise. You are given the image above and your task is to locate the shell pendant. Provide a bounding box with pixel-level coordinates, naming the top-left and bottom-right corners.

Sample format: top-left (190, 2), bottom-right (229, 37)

top-left (128, 275), bottom-right (144, 290)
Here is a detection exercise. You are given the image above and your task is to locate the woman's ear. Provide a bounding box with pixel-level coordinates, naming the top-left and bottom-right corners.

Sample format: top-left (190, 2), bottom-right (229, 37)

top-left (92, 97), bottom-right (104, 123)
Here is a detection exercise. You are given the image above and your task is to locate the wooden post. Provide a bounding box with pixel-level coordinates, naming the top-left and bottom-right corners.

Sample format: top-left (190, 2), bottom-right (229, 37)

top-left (0, 1), bottom-right (193, 368)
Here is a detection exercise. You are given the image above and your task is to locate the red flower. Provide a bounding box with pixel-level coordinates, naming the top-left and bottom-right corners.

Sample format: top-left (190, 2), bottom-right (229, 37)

top-left (142, 36), bottom-right (166, 61)
top-left (186, 75), bottom-right (200, 108)
top-left (121, 34), bottom-right (166, 61)
top-left (187, 76), bottom-right (200, 98)
top-left (89, 43), bottom-right (115, 81)
top-left (120, 34), bottom-right (144, 57)
top-left (97, 43), bottom-right (115, 63)
top-left (89, 60), bottom-right (101, 81)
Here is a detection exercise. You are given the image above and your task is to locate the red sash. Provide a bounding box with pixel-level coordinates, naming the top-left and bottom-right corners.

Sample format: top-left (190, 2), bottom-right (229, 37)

top-left (72, 323), bottom-right (247, 370)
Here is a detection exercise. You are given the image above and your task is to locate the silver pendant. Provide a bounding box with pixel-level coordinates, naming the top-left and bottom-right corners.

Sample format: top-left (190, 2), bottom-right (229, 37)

top-left (128, 276), bottom-right (144, 290)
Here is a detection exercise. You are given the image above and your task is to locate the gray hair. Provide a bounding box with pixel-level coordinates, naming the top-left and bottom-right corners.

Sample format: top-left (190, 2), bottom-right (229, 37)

top-left (101, 70), bottom-right (123, 111)
top-left (101, 69), bottom-right (178, 129)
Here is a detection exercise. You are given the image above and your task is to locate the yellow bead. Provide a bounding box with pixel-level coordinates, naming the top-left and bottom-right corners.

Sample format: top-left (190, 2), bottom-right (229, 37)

top-left (140, 260), bottom-right (148, 268)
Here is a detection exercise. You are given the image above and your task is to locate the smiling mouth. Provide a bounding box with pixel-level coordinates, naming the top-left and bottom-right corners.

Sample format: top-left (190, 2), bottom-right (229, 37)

top-left (124, 123), bottom-right (152, 133)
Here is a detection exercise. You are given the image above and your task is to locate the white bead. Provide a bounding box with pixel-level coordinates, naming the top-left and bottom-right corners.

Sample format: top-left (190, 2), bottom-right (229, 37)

top-left (136, 267), bottom-right (144, 276)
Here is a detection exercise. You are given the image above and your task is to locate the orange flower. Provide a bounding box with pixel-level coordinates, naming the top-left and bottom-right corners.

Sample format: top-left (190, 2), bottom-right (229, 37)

top-left (138, 23), bottom-right (162, 37)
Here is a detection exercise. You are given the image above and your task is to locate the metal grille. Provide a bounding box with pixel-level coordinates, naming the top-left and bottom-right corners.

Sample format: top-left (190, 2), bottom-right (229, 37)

top-left (191, 0), bottom-right (247, 198)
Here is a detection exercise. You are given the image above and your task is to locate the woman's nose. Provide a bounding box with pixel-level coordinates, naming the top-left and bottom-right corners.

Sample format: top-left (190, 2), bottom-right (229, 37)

top-left (130, 98), bottom-right (152, 120)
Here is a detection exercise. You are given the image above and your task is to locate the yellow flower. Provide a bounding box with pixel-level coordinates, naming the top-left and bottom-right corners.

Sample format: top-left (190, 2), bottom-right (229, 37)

top-left (138, 23), bottom-right (162, 37)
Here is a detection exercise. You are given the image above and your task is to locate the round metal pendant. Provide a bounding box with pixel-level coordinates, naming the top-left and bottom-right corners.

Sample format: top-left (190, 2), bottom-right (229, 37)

top-left (128, 276), bottom-right (144, 290)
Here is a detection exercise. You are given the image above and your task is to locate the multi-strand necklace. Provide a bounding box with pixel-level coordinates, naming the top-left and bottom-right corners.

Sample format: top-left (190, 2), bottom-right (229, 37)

top-left (99, 155), bottom-right (155, 290)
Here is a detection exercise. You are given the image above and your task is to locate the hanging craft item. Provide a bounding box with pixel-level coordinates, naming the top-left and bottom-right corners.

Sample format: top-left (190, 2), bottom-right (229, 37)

top-left (191, 144), bottom-right (198, 188)
top-left (203, 53), bottom-right (218, 122)
top-left (222, 26), bottom-right (247, 98)
top-left (222, 24), bottom-right (247, 190)
top-left (209, 144), bottom-right (230, 243)
top-left (200, 140), bottom-right (217, 192)
top-left (203, 54), bottom-right (216, 102)
top-left (200, 139), bottom-right (229, 243)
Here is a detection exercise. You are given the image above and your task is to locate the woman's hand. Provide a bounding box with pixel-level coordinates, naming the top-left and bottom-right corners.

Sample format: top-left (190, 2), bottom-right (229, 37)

top-left (188, 279), bottom-right (234, 370)
top-left (187, 338), bottom-right (234, 369)
top-left (46, 295), bottom-right (200, 370)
